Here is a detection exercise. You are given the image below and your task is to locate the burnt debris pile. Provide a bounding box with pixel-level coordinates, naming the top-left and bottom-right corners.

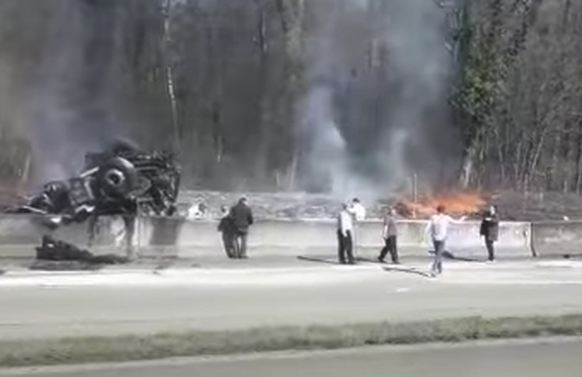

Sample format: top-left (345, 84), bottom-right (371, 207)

top-left (5, 140), bottom-right (181, 266)
top-left (7, 140), bottom-right (181, 221)
top-left (31, 235), bottom-right (129, 271)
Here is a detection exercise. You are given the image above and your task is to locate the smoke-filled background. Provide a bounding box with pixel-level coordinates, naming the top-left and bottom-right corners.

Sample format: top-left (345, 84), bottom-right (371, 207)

top-left (298, 0), bottom-right (462, 201)
top-left (1, 0), bottom-right (579, 200)
top-left (27, 0), bottom-right (131, 184)
top-left (0, 1), bottom-right (137, 186)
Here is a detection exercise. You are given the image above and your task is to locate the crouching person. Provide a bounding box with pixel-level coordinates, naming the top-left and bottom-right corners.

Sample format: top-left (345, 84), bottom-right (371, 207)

top-left (218, 206), bottom-right (236, 259)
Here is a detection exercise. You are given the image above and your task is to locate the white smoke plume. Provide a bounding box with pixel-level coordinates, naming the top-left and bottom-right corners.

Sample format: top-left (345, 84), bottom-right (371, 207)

top-left (30, 0), bottom-right (127, 185)
top-left (296, 3), bottom-right (349, 197)
top-left (298, 0), bottom-right (462, 202)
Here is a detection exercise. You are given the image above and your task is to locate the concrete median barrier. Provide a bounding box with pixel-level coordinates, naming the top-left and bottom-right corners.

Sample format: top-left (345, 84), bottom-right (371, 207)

top-left (136, 217), bottom-right (342, 258)
top-left (135, 217), bottom-right (533, 260)
top-left (356, 220), bottom-right (532, 260)
top-left (0, 214), bottom-right (535, 261)
top-left (531, 221), bottom-right (582, 258)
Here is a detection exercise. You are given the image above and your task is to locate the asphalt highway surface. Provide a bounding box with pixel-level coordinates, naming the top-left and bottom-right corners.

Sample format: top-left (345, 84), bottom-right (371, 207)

top-left (0, 338), bottom-right (580, 376)
top-left (0, 257), bottom-right (582, 340)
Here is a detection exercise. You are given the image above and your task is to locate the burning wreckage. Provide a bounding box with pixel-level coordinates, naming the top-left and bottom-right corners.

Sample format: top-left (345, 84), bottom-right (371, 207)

top-left (5, 141), bottom-right (181, 265)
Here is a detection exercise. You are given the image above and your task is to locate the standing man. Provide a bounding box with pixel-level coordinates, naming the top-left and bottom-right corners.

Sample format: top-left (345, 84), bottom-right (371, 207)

top-left (425, 205), bottom-right (466, 277)
top-left (337, 203), bottom-right (355, 265)
top-left (349, 198), bottom-right (366, 221)
top-left (348, 198), bottom-right (366, 257)
top-left (229, 197), bottom-right (254, 259)
top-left (378, 207), bottom-right (399, 264)
top-left (480, 205), bottom-right (500, 262)
top-left (217, 205), bottom-right (236, 259)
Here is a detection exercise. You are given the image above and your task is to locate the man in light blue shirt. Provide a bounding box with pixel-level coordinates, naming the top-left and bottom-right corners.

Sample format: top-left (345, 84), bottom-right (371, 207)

top-left (425, 204), bottom-right (466, 277)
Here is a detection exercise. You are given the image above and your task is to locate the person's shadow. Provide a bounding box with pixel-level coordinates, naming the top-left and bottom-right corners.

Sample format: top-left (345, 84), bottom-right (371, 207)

top-left (382, 265), bottom-right (432, 278)
top-left (427, 249), bottom-right (482, 262)
top-left (297, 255), bottom-right (343, 265)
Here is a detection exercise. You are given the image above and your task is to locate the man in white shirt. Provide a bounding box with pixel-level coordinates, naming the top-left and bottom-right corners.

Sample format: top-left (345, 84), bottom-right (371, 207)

top-left (349, 198), bottom-right (366, 221)
top-left (337, 203), bottom-right (355, 265)
top-left (425, 204), bottom-right (466, 277)
top-left (348, 198), bottom-right (366, 257)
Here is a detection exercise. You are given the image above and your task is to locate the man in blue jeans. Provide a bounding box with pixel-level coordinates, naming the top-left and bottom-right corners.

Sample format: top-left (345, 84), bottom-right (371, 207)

top-left (425, 205), bottom-right (466, 277)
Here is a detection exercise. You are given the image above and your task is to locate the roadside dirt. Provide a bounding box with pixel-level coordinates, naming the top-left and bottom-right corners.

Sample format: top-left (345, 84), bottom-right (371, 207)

top-left (2, 186), bottom-right (579, 222)
top-left (179, 190), bottom-right (582, 222)
top-left (488, 190), bottom-right (582, 221)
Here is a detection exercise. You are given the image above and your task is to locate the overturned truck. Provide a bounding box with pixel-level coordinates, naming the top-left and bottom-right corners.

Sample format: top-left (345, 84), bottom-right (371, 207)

top-left (7, 141), bottom-right (180, 221)
top-left (5, 141), bottom-right (181, 264)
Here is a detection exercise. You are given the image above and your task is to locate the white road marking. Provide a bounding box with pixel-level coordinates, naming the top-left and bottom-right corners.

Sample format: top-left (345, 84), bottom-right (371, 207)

top-left (536, 261), bottom-right (582, 268)
top-left (0, 267), bottom-right (386, 288)
top-left (435, 270), bottom-right (582, 285)
top-left (1, 261), bottom-right (581, 288)
top-left (439, 279), bottom-right (582, 285)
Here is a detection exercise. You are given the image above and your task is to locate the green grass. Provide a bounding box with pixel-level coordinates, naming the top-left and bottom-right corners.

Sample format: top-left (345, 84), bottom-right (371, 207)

top-left (2, 314), bottom-right (582, 367)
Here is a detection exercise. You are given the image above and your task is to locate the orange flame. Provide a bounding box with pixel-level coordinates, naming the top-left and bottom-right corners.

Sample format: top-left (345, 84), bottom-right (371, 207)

top-left (401, 191), bottom-right (487, 218)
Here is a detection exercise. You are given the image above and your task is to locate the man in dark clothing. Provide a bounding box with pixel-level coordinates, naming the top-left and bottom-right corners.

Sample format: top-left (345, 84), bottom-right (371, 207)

top-left (229, 197), bottom-right (254, 259)
top-left (217, 206), bottom-right (236, 259)
top-left (378, 207), bottom-right (399, 264)
top-left (480, 205), bottom-right (500, 262)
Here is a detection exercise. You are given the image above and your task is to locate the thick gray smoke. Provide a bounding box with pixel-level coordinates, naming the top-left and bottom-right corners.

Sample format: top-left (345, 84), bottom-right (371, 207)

top-left (15, 0), bottom-right (125, 185)
top-left (298, 0), bottom-right (462, 202)
top-left (28, 0), bottom-right (125, 184)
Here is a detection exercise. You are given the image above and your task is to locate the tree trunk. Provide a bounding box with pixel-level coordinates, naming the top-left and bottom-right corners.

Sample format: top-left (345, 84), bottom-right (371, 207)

top-left (252, 0), bottom-right (271, 185)
top-left (161, 0), bottom-right (179, 153)
top-left (575, 131), bottom-right (582, 193)
top-left (548, 130), bottom-right (561, 190)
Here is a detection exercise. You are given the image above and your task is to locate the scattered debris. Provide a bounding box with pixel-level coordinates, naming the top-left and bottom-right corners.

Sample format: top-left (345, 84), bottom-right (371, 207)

top-left (34, 235), bottom-right (129, 266)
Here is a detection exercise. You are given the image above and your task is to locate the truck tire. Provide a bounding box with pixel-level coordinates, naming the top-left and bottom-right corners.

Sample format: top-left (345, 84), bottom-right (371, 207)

top-left (96, 157), bottom-right (138, 199)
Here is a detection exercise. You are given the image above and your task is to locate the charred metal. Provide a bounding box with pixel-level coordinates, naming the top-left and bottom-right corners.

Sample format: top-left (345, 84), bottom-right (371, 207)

top-left (5, 140), bottom-right (181, 226)
top-left (4, 141), bottom-right (181, 266)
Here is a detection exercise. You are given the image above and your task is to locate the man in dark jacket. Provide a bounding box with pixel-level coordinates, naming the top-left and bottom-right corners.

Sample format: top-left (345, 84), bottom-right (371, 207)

top-left (480, 205), bottom-right (500, 262)
top-left (217, 206), bottom-right (236, 259)
top-left (229, 197), bottom-right (254, 259)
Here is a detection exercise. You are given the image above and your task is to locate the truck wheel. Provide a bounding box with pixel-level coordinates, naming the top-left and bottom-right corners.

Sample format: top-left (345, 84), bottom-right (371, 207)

top-left (97, 157), bottom-right (138, 199)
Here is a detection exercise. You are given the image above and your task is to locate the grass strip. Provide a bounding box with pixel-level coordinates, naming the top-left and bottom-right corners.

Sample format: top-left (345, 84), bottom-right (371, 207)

top-left (1, 314), bottom-right (582, 367)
